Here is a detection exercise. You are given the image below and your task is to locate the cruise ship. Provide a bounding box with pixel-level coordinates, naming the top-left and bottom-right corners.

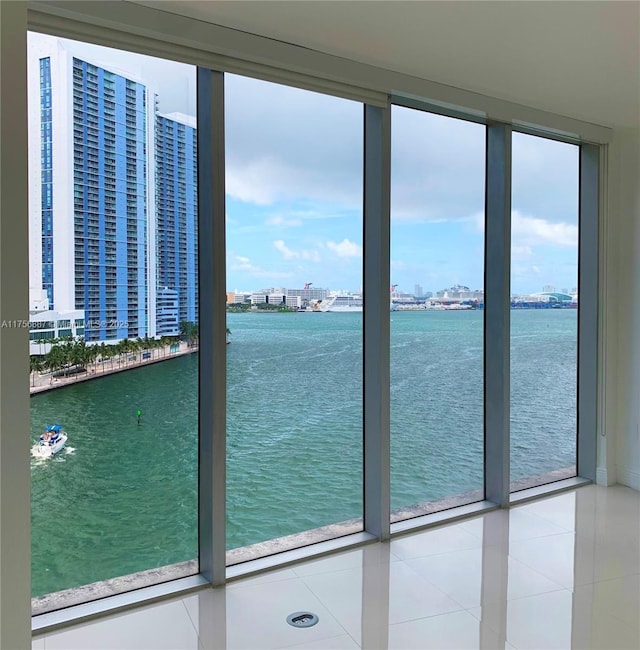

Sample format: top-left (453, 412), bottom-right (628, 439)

top-left (318, 293), bottom-right (363, 312)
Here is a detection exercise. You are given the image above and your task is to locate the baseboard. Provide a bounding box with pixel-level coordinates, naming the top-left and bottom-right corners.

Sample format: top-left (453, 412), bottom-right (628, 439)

top-left (596, 466), bottom-right (616, 486)
top-left (616, 465), bottom-right (640, 491)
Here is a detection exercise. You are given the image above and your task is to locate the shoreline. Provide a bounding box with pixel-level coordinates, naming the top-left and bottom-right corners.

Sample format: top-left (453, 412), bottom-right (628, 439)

top-left (30, 342), bottom-right (198, 396)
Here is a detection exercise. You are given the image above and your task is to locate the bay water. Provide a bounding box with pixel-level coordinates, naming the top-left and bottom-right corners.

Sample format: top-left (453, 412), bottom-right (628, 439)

top-left (31, 309), bottom-right (576, 596)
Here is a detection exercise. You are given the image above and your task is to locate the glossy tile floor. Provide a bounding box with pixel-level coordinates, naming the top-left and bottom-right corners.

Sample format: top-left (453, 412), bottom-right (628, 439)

top-left (33, 484), bottom-right (640, 649)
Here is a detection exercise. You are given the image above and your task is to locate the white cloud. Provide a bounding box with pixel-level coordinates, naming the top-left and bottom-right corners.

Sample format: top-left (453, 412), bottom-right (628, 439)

top-left (512, 211), bottom-right (578, 248)
top-left (266, 215), bottom-right (302, 227)
top-left (511, 245), bottom-right (533, 259)
top-left (273, 239), bottom-right (297, 259)
top-left (230, 255), bottom-right (292, 279)
top-left (225, 75), bottom-right (363, 209)
top-left (326, 238), bottom-right (362, 258)
top-left (273, 240), bottom-right (321, 262)
top-left (474, 211), bottom-right (578, 249)
top-left (226, 158), bottom-right (282, 206)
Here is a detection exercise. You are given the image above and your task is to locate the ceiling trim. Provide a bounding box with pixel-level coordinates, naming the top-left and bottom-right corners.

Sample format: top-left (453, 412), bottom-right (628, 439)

top-left (28, 0), bottom-right (612, 144)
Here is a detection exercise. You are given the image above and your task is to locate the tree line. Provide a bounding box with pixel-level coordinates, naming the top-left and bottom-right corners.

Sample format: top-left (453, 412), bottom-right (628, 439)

top-left (29, 321), bottom-right (202, 386)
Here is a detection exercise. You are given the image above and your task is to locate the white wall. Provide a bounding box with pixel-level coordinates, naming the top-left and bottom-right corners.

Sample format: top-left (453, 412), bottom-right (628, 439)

top-left (603, 127), bottom-right (640, 490)
top-left (0, 4), bottom-right (31, 649)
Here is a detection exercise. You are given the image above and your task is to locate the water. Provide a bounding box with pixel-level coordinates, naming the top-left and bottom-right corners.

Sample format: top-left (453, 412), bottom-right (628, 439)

top-left (31, 309), bottom-right (577, 597)
top-left (31, 356), bottom-right (198, 597)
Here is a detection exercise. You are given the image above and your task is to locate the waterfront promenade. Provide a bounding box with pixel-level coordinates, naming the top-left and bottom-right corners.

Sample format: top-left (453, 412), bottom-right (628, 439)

top-left (29, 342), bottom-right (198, 395)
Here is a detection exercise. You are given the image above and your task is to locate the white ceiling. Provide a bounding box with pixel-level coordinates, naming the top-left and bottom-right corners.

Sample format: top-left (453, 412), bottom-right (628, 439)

top-left (130, 0), bottom-right (639, 129)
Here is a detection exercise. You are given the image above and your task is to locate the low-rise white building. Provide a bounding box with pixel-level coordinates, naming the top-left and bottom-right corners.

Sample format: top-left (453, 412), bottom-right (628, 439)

top-left (29, 308), bottom-right (86, 355)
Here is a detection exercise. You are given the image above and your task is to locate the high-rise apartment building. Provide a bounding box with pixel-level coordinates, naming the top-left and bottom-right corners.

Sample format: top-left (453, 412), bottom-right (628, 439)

top-left (155, 112), bottom-right (198, 336)
top-left (71, 56), bottom-right (150, 342)
top-left (28, 34), bottom-right (199, 343)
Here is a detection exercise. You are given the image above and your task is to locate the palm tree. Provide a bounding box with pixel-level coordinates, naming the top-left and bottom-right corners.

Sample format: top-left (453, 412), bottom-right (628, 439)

top-left (149, 336), bottom-right (161, 360)
top-left (45, 345), bottom-right (63, 382)
top-left (106, 343), bottom-right (116, 371)
top-left (118, 338), bottom-right (136, 366)
top-left (61, 338), bottom-right (74, 376)
top-left (84, 343), bottom-right (98, 375)
top-left (160, 336), bottom-right (171, 357)
top-left (180, 321), bottom-right (199, 348)
top-left (136, 337), bottom-right (145, 364)
top-left (98, 342), bottom-right (108, 372)
top-left (30, 356), bottom-right (44, 387)
top-left (69, 340), bottom-right (86, 379)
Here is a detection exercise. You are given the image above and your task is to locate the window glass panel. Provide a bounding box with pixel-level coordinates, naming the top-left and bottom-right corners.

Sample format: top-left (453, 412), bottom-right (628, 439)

top-left (28, 32), bottom-right (198, 611)
top-left (390, 106), bottom-right (485, 519)
top-left (225, 74), bottom-right (363, 560)
top-left (510, 132), bottom-right (579, 490)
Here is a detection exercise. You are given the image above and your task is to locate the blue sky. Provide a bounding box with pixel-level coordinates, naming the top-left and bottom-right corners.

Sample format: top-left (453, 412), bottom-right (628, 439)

top-left (225, 76), bottom-right (579, 295)
top-left (34, 34), bottom-right (580, 296)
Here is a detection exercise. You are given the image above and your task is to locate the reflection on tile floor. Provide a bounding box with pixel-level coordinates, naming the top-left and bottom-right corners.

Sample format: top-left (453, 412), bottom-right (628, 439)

top-left (33, 484), bottom-right (640, 649)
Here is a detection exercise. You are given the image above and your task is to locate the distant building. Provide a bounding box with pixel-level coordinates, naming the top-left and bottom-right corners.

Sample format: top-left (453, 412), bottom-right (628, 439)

top-left (531, 292), bottom-right (573, 303)
top-left (247, 287), bottom-right (327, 307)
top-left (28, 36), bottom-right (154, 342)
top-left (287, 286), bottom-right (328, 302)
top-left (156, 288), bottom-right (179, 336)
top-left (28, 289), bottom-right (85, 354)
top-left (29, 309), bottom-right (86, 355)
top-left (434, 285), bottom-right (481, 301)
top-left (155, 111), bottom-right (198, 329)
top-left (28, 36), bottom-right (199, 344)
top-left (227, 291), bottom-right (251, 304)
top-left (29, 289), bottom-right (50, 314)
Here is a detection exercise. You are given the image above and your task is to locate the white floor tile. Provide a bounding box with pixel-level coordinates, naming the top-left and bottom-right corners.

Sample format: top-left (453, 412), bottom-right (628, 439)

top-left (184, 578), bottom-right (348, 650)
top-left (457, 516), bottom-right (484, 540)
top-left (227, 567), bottom-right (299, 590)
top-left (390, 523), bottom-right (482, 561)
top-left (589, 537), bottom-right (640, 582)
top-left (571, 610), bottom-right (640, 650)
top-left (515, 490), bottom-right (578, 530)
top-left (31, 636), bottom-right (46, 650)
top-left (572, 574), bottom-right (640, 628)
top-left (462, 506), bottom-right (571, 544)
top-left (44, 599), bottom-right (199, 650)
top-left (504, 590), bottom-right (574, 650)
top-left (506, 507), bottom-right (574, 540)
top-left (301, 561), bottom-right (463, 645)
top-left (388, 609), bottom-right (512, 650)
top-left (292, 544), bottom-right (396, 578)
top-left (279, 634), bottom-right (360, 649)
top-left (508, 531), bottom-right (578, 588)
top-left (406, 547), bottom-right (565, 609)
top-left (34, 484), bottom-right (640, 650)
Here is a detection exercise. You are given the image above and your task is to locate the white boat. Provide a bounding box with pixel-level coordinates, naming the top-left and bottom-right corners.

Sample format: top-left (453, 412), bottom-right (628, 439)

top-left (31, 424), bottom-right (68, 458)
top-left (318, 294), bottom-right (363, 312)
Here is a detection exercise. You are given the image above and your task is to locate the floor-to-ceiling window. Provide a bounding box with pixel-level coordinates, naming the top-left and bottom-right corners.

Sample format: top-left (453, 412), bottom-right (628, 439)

top-left (510, 132), bottom-right (579, 490)
top-left (28, 33), bottom-right (199, 612)
top-left (389, 106), bottom-right (486, 519)
top-left (224, 74), bottom-right (364, 560)
top-left (25, 22), bottom-right (597, 625)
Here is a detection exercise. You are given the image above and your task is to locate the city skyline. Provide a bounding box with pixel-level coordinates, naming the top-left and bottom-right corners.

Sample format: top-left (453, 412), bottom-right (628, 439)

top-left (224, 75), bottom-right (578, 295)
top-left (28, 33), bottom-right (198, 343)
top-left (227, 282), bottom-right (577, 299)
top-left (29, 32), bottom-right (580, 335)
